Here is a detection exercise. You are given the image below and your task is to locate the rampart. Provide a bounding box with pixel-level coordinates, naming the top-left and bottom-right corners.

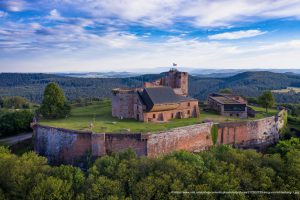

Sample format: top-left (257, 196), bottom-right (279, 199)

top-left (33, 110), bottom-right (286, 165)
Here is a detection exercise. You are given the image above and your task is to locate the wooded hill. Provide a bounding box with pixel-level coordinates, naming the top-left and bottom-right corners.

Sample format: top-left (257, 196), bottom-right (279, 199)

top-left (1, 71), bottom-right (300, 103)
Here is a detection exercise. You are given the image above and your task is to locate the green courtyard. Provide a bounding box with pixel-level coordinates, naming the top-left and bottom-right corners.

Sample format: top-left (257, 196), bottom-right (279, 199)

top-left (40, 100), bottom-right (279, 133)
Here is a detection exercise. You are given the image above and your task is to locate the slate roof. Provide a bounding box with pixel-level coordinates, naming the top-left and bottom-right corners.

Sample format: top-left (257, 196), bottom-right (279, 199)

top-left (138, 86), bottom-right (197, 112)
top-left (209, 93), bottom-right (246, 105)
top-left (210, 96), bottom-right (242, 104)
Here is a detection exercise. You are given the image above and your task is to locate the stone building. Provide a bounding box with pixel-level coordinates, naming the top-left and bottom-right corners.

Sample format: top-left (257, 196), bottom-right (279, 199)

top-left (144, 68), bottom-right (188, 96)
top-left (207, 93), bottom-right (248, 118)
top-left (112, 69), bottom-right (200, 122)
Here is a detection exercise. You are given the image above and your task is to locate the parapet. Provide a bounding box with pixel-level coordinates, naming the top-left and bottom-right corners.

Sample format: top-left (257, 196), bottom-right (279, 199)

top-left (112, 88), bottom-right (136, 95)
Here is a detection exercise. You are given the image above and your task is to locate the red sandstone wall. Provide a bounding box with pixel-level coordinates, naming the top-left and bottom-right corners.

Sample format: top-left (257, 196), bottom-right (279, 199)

top-left (33, 110), bottom-right (286, 164)
top-left (33, 124), bottom-right (92, 165)
top-left (146, 110), bottom-right (286, 156)
top-left (147, 123), bottom-right (213, 157)
top-left (91, 134), bottom-right (106, 157)
top-left (112, 92), bottom-right (135, 119)
top-left (105, 133), bottom-right (147, 156)
top-left (217, 110), bottom-right (285, 149)
top-left (143, 100), bottom-right (199, 122)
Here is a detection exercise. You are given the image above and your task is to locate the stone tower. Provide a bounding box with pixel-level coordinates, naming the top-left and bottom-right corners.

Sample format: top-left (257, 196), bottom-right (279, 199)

top-left (164, 68), bottom-right (188, 96)
top-left (143, 68), bottom-right (189, 97)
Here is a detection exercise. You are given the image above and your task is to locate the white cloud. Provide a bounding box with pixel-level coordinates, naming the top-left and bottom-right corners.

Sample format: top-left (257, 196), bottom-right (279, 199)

top-left (208, 30), bottom-right (267, 40)
top-left (3, 0), bottom-right (300, 27)
top-left (2, 0), bottom-right (300, 71)
top-left (0, 0), bottom-right (27, 12)
top-left (47, 9), bottom-right (63, 20)
top-left (57, 0), bottom-right (300, 27)
top-left (2, 29), bottom-right (300, 71)
top-left (0, 11), bottom-right (7, 17)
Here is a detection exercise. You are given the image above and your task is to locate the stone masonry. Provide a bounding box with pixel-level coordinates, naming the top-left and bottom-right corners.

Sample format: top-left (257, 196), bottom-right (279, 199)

top-left (33, 110), bottom-right (286, 165)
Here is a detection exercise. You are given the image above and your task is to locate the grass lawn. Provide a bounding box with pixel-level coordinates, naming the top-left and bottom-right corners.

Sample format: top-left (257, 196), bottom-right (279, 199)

top-left (40, 100), bottom-right (280, 133)
top-left (249, 105), bottom-right (278, 120)
top-left (287, 116), bottom-right (300, 131)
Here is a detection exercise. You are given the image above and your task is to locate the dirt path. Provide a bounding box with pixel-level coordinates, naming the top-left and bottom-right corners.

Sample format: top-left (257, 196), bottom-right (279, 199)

top-left (0, 132), bottom-right (33, 146)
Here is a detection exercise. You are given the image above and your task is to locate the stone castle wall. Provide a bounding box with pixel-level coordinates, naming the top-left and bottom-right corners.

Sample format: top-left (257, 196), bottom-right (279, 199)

top-left (33, 110), bottom-right (286, 164)
top-left (147, 123), bottom-right (213, 157)
top-left (217, 110), bottom-right (285, 150)
top-left (33, 125), bottom-right (93, 164)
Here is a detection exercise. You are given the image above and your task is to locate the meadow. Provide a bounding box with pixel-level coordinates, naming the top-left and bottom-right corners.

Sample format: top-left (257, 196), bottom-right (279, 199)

top-left (40, 100), bottom-right (279, 133)
top-left (272, 87), bottom-right (300, 93)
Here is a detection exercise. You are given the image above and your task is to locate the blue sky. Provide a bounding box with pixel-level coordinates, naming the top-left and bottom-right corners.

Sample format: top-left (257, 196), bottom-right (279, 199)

top-left (1, 0), bottom-right (300, 72)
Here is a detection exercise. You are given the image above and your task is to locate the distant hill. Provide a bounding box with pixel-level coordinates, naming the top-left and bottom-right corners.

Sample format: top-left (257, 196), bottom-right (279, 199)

top-left (56, 71), bottom-right (141, 78)
top-left (0, 73), bottom-right (159, 103)
top-left (1, 71), bottom-right (300, 103)
top-left (189, 71), bottom-right (300, 102)
top-left (190, 68), bottom-right (300, 76)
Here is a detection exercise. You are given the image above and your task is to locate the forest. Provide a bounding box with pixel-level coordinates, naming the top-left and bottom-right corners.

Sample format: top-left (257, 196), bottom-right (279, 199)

top-left (1, 71), bottom-right (300, 103)
top-left (0, 137), bottom-right (300, 200)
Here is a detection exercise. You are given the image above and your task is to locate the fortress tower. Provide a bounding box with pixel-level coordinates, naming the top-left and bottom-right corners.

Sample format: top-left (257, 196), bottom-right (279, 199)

top-left (163, 68), bottom-right (188, 97)
top-left (144, 68), bottom-right (189, 97)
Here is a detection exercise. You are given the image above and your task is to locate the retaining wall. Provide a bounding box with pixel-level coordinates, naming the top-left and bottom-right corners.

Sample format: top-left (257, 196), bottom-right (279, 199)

top-left (147, 122), bottom-right (213, 157)
top-left (33, 110), bottom-right (286, 165)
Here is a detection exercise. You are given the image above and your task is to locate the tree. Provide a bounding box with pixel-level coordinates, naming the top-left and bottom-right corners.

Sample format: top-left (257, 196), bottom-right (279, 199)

top-left (247, 97), bottom-right (259, 105)
top-left (211, 124), bottom-right (218, 145)
top-left (258, 91), bottom-right (275, 113)
top-left (39, 82), bottom-right (70, 119)
top-left (85, 176), bottom-right (124, 200)
top-left (219, 88), bottom-right (232, 94)
top-left (29, 176), bottom-right (73, 200)
top-left (0, 96), bottom-right (30, 109)
top-left (0, 110), bottom-right (34, 136)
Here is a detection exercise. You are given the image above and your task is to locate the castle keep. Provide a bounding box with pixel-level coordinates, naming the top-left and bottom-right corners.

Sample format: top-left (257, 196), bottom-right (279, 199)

top-left (112, 69), bottom-right (199, 122)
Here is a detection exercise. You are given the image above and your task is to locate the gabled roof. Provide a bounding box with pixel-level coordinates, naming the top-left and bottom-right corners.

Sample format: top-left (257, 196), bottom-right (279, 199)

top-left (209, 93), bottom-right (246, 105)
top-left (140, 87), bottom-right (180, 112)
top-left (138, 86), bottom-right (198, 112)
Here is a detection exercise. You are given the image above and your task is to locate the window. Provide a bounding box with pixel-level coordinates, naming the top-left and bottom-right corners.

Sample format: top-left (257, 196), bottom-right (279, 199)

top-left (171, 113), bottom-right (174, 118)
top-left (187, 110), bottom-right (190, 114)
top-left (188, 102), bottom-right (190, 106)
top-left (153, 114), bottom-right (156, 118)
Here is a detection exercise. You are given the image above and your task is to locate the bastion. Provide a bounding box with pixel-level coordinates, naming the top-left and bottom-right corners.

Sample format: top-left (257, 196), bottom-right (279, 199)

top-left (32, 110), bottom-right (286, 165)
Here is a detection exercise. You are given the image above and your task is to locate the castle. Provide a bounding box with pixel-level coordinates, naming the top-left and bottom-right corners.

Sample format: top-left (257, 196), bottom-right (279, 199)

top-left (112, 68), bottom-right (200, 122)
top-left (33, 68), bottom-right (286, 165)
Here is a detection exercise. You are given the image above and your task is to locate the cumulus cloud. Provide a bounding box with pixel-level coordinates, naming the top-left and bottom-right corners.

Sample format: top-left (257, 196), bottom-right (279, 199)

top-left (56, 0), bottom-right (300, 27)
top-left (2, 35), bottom-right (300, 71)
top-left (0, 0), bottom-right (27, 12)
top-left (0, 11), bottom-right (7, 17)
top-left (208, 30), bottom-right (267, 40)
top-left (48, 9), bottom-right (62, 20)
top-left (1, 0), bottom-right (300, 71)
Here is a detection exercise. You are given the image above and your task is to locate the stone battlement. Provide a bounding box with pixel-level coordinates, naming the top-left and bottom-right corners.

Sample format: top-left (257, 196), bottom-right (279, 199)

top-left (33, 110), bottom-right (286, 165)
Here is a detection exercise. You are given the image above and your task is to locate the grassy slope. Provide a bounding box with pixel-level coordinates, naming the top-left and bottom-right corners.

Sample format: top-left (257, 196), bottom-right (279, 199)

top-left (40, 100), bottom-right (279, 133)
top-left (249, 105), bottom-right (278, 120)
